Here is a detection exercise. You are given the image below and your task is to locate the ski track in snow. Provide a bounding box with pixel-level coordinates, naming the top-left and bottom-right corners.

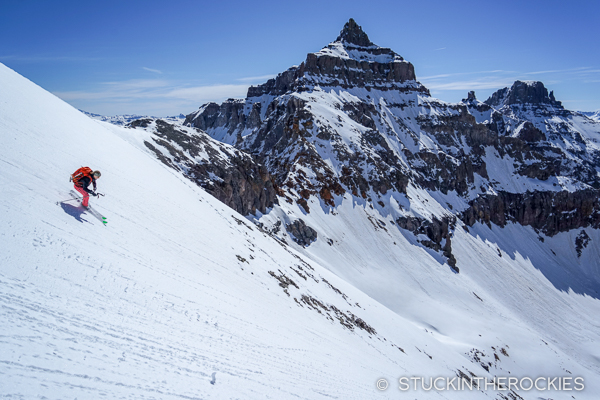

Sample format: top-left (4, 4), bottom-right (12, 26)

top-left (0, 216), bottom-right (380, 399)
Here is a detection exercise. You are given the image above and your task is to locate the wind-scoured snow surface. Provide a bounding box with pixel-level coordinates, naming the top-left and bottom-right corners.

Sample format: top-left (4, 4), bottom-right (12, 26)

top-left (314, 42), bottom-right (404, 63)
top-left (2, 62), bottom-right (600, 400)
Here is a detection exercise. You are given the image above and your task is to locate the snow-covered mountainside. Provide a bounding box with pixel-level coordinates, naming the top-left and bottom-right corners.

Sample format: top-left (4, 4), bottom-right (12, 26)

top-left (187, 23), bottom-right (600, 202)
top-left (80, 109), bottom-right (185, 126)
top-left (185, 18), bottom-right (600, 257)
top-left (0, 62), bottom-right (492, 399)
top-left (180, 18), bottom-right (600, 398)
top-left (471, 80), bottom-right (600, 190)
top-left (581, 110), bottom-right (600, 123)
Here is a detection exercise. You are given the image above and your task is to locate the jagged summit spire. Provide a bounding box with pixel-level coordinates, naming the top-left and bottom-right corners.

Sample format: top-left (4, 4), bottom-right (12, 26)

top-left (335, 18), bottom-right (374, 47)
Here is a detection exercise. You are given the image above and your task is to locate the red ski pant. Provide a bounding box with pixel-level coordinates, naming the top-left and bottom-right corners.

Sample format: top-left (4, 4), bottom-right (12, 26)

top-left (74, 185), bottom-right (90, 207)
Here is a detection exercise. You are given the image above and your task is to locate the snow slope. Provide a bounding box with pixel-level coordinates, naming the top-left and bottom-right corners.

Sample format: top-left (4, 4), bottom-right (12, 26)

top-left (255, 185), bottom-right (600, 376)
top-left (0, 63), bottom-right (421, 399)
top-left (2, 62), bottom-right (600, 400)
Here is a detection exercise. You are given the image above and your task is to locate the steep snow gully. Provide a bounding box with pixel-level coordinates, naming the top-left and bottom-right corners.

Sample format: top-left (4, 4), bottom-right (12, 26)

top-left (1, 62), bottom-right (600, 399)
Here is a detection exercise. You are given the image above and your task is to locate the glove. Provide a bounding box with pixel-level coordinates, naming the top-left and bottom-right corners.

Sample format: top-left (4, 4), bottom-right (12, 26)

top-left (91, 192), bottom-right (98, 197)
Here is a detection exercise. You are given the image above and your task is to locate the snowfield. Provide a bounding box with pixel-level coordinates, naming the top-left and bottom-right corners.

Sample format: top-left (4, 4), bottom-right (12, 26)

top-left (1, 62), bottom-right (600, 399)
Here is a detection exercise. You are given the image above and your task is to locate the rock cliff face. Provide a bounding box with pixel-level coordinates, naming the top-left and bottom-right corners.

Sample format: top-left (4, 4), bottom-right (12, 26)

top-left (485, 80), bottom-right (562, 108)
top-left (461, 190), bottom-right (600, 237)
top-left (128, 118), bottom-right (278, 216)
top-left (183, 19), bottom-right (600, 262)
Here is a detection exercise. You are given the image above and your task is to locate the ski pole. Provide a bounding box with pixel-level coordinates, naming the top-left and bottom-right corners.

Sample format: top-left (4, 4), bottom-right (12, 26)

top-left (57, 198), bottom-right (81, 204)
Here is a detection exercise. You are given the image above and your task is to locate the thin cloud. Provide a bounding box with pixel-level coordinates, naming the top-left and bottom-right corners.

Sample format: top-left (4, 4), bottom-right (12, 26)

top-left (166, 84), bottom-right (250, 101)
top-left (54, 79), bottom-right (253, 116)
top-left (237, 74), bottom-right (277, 83)
top-left (419, 73), bottom-right (455, 80)
top-left (56, 79), bottom-right (174, 101)
top-left (524, 67), bottom-right (591, 75)
top-left (419, 70), bottom-right (514, 81)
top-left (524, 69), bottom-right (566, 75)
top-left (55, 90), bottom-right (115, 101)
top-left (54, 79), bottom-right (250, 104)
top-left (419, 69), bottom-right (516, 91)
top-left (418, 67), bottom-right (596, 93)
top-left (423, 79), bottom-right (515, 91)
top-left (0, 54), bottom-right (102, 62)
top-left (100, 79), bottom-right (171, 89)
top-left (575, 69), bottom-right (600, 75)
top-left (143, 67), bottom-right (163, 74)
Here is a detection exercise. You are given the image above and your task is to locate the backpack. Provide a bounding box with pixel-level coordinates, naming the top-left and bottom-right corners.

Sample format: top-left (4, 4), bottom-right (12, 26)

top-left (70, 167), bottom-right (94, 186)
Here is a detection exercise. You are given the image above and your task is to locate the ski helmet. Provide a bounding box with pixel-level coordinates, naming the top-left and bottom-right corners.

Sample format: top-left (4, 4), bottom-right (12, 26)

top-left (93, 170), bottom-right (101, 179)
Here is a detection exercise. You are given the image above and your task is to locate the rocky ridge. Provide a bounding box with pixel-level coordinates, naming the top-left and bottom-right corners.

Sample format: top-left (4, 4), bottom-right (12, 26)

top-left (127, 118), bottom-right (278, 216)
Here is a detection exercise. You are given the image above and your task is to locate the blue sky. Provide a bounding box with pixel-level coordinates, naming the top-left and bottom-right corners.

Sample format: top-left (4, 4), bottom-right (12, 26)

top-left (2, 0), bottom-right (599, 115)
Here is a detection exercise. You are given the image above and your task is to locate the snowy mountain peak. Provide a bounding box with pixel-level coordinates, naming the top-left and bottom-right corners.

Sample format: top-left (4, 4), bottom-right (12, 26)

top-left (312, 18), bottom-right (407, 69)
top-left (335, 18), bottom-right (374, 47)
top-left (461, 90), bottom-right (484, 106)
top-left (244, 19), bottom-right (421, 98)
top-left (485, 80), bottom-right (563, 108)
top-left (461, 90), bottom-right (493, 117)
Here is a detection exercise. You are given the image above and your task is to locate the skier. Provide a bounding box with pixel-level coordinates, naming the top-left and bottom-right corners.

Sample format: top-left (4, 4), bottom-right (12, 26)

top-left (70, 167), bottom-right (101, 208)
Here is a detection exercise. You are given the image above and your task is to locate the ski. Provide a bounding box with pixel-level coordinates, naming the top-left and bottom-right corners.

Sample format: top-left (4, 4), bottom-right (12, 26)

top-left (68, 190), bottom-right (108, 226)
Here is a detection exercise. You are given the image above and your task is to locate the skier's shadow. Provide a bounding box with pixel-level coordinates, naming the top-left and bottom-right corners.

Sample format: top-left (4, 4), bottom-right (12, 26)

top-left (59, 202), bottom-right (90, 224)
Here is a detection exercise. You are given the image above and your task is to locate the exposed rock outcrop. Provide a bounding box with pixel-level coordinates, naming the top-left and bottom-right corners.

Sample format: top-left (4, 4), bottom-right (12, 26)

top-left (396, 215), bottom-right (458, 271)
top-left (336, 18), bottom-right (373, 47)
top-left (461, 190), bottom-right (600, 237)
top-left (515, 121), bottom-right (545, 142)
top-left (129, 118), bottom-right (278, 215)
top-left (286, 219), bottom-right (318, 247)
top-left (485, 80), bottom-right (562, 108)
top-left (461, 91), bottom-right (492, 114)
top-left (575, 230), bottom-right (591, 257)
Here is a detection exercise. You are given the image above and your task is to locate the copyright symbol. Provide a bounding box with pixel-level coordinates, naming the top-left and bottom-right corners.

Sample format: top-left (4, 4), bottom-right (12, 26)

top-left (376, 378), bottom-right (389, 391)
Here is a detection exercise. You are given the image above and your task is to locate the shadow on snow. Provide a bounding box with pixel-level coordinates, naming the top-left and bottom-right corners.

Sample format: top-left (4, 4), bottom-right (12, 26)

top-left (467, 222), bottom-right (600, 301)
top-left (59, 202), bottom-right (91, 224)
